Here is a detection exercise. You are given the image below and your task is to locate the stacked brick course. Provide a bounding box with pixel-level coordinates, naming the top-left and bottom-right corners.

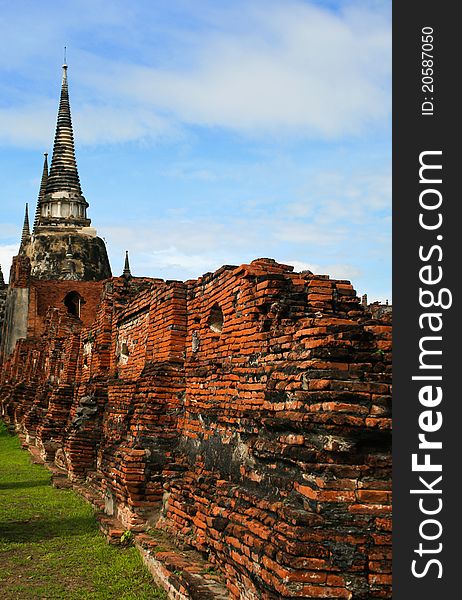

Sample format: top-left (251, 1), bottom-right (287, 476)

top-left (0, 259), bottom-right (391, 599)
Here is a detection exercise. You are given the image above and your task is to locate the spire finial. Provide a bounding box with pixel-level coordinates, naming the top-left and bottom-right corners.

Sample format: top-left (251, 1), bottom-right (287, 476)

top-left (63, 47), bottom-right (68, 78)
top-left (33, 153), bottom-right (49, 232)
top-left (122, 251), bottom-right (132, 279)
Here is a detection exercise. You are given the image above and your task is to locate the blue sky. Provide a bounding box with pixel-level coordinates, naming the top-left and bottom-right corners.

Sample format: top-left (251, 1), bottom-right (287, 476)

top-left (0, 0), bottom-right (391, 301)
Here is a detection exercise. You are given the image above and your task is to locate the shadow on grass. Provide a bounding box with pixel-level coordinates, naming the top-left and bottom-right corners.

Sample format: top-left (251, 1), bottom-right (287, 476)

top-left (0, 480), bottom-right (49, 490)
top-left (0, 514), bottom-right (97, 543)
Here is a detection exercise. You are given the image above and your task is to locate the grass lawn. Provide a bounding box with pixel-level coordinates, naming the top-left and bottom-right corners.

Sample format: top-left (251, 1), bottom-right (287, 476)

top-left (0, 421), bottom-right (167, 599)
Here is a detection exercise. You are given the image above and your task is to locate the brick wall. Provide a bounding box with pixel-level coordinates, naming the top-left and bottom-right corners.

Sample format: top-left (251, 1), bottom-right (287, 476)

top-left (27, 280), bottom-right (105, 338)
top-left (0, 271), bottom-right (7, 348)
top-left (0, 260), bottom-right (392, 599)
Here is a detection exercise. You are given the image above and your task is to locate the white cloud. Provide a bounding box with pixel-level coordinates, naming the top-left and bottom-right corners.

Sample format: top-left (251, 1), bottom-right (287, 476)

top-left (0, 101), bottom-right (177, 148)
top-left (285, 168), bottom-right (391, 230)
top-left (0, 0), bottom-right (390, 146)
top-left (87, 3), bottom-right (390, 139)
top-left (73, 105), bottom-right (177, 145)
top-left (0, 102), bottom-right (55, 147)
top-left (132, 248), bottom-right (230, 280)
top-left (0, 244), bottom-right (18, 279)
top-left (285, 259), bottom-right (362, 281)
top-left (273, 221), bottom-right (348, 245)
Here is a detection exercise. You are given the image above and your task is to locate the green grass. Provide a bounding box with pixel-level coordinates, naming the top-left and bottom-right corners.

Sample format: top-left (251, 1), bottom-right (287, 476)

top-left (0, 421), bottom-right (167, 599)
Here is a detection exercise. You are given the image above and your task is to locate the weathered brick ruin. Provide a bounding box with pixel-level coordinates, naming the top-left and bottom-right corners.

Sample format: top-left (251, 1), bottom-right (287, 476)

top-left (0, 265), bottom-right (7, 337)
top-left (0, 65), bottom-right (392, 600)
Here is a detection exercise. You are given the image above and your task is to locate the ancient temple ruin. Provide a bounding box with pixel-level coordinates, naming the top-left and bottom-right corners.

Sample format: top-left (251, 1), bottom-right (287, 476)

top-left (0, 65), bottom-right (392, 600)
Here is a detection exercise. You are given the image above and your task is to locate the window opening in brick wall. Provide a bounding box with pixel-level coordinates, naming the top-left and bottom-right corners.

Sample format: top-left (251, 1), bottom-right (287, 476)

top-left (120, 342), bottom-right (130, 357)
top-left (208, 304), bottom-right (224, 334)
top-left (64, 291), bottom-right (83, 318)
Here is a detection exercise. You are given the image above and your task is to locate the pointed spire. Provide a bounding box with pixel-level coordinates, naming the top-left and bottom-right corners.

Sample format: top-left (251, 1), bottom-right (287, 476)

top-left (19, 204), bottom-right (31, 253)
top-left (21, 203), bottom-right (30, 242)
top-left (0, 264), bottom-right (5, 288)
top-left (45, 63), bottom-right (82, 195)
top-left (33, 153), bottom-right (48, 232)
top-left (122, 251), bottom-right (132, 279)
top-left (36, 62), bottom-right (90, 230)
